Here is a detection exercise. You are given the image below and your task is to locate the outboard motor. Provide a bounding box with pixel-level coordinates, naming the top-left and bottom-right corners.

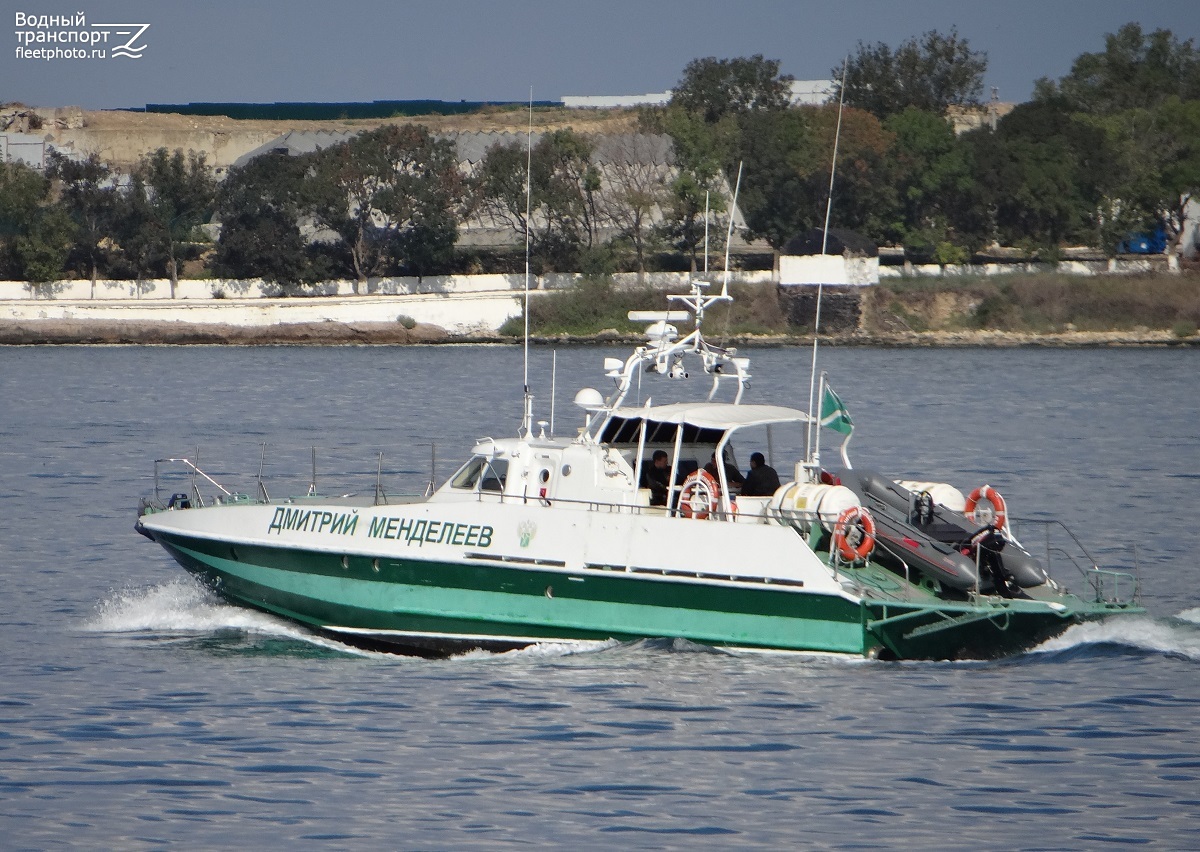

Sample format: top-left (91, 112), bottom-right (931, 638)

top-left (167, 492), bottom-right (191, 510)
top-left (969, 525), bottom-right (1018, 597)
top-left (914, 491), bottom-right (935, 526)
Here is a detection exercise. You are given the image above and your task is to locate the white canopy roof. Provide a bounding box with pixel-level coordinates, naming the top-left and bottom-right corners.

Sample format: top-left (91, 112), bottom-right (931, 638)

top-left (608, 402), bottom-right (812, 431)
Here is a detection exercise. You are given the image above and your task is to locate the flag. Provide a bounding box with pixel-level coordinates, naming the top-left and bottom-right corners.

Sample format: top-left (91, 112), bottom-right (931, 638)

top-left (820, 384), bottom-right (853, 435)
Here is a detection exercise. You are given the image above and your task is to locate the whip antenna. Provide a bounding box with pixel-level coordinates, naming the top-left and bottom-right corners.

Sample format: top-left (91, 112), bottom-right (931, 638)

top-left (805, 58), bottom-right (848, 465)
top-left (521, 87), bottom-right (534, 436)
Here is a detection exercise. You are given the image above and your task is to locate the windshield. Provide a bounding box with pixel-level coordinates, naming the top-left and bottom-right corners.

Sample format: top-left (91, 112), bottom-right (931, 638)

top-left (449, 456), bottom-right (508, 492)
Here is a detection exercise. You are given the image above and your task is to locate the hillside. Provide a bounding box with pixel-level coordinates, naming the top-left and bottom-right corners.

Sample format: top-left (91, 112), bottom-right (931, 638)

top-left (20, 104), bottom-right (641, 170)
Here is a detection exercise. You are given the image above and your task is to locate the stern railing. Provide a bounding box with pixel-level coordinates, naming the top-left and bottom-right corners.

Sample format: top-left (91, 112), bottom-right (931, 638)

top-left (1010, 516), bottom-right (1140, 605)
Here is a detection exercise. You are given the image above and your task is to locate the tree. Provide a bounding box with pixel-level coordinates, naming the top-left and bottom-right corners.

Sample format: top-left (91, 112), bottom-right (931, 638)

top-left (641, 105), bottom-right (736, 271)
top-left (48, 152), bottom-right (118, 294)
top-left (1078, 98), bottom-right (1200, 254)
top-left (594, 135), bottom-right (670, 277)
top-left (474, 129), bottom-right (599, 272)
top-left (1035, 23), bottom-right (1200, 114)
top-left (670, 55), bottom-right (794, 124)
top-left (735, 107), bottom-right (818, 250)
top-left (0, 160), bottom-right (72, 283)
top-left (215, 152), bottom-right (313, 286)
top-left (965, 100), bottom-right (1104, 253)
top-left (837, 29), bottom-right (987, 120)
top-left (881, 108), bottom-right (984, 258)
top-left (127, 148), bottom-right (217, 296)
top-left (308, 125), bottom-right (464, 287)
top-left (736, 105), bottom-right (892, 254)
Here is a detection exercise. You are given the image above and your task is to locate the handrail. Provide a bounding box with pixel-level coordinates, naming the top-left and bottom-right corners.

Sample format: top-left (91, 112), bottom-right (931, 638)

top-left (153, 457), bottom-right (233, 507)
top-left (1011, 515), bottom-right (1140, 604)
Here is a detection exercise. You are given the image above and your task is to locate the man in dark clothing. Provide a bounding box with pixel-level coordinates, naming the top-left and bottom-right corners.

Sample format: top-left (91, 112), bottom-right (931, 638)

top-left (641, 450), bottom-right (671, 506)
top-left (741, 451), bottom-right (781, 497)
top-left (705, 451), bottom-right (745, 490)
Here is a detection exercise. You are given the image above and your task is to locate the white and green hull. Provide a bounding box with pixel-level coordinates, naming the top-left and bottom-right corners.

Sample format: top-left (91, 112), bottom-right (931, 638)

top-left (139, 498), bottom-right (1135, 660)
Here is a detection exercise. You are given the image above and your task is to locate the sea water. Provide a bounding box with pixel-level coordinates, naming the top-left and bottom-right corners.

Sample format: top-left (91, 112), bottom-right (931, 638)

top-left (1, 344), bottom-right (1198, 849)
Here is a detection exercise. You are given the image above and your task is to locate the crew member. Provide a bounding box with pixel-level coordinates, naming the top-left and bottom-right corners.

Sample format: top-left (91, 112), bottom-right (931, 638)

top-left (741, 452), bottom-right (781, 497)
top-left (640, 450), bottom-right (671, 506)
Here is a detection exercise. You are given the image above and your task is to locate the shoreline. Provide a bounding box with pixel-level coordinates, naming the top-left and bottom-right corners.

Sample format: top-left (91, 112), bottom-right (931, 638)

top-left (1, 319), bottom-right (1196, 347)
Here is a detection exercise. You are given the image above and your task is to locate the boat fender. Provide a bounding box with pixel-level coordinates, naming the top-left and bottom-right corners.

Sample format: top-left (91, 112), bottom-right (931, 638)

top-left (679, 469), bottom-right (719, 519)
top-left (832, 506), bottom-right (876, 563)
top-left (965, 485), bottom-right (1008, 530)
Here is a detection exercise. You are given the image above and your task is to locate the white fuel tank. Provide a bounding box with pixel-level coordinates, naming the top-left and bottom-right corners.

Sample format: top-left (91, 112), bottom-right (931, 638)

top-left (895, 480), bottom-right (967, 513)
top-left (770, 482), bottom-right (861, 531)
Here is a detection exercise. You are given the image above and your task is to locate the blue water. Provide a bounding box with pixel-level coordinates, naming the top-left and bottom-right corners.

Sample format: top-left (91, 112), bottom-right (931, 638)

top-left (2, 344), bottom-right (1199, 848)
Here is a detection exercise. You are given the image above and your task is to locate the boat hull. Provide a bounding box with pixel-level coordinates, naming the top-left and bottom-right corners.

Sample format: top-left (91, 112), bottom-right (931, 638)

top-left (147, 526), bottom-right (1129, 661)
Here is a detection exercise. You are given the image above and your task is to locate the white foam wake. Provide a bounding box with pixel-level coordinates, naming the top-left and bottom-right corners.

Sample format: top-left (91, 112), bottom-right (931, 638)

top-left (85, 578), bottom-right (374, 656)
top-left (86, 580), bottom-right (615, 661)
top-left (453, 639), bottom-right (620, 661)
top-left (1034, 612), bottom-right (1200, 660)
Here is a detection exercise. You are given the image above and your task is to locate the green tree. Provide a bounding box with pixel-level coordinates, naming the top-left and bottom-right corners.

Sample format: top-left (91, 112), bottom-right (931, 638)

top-left (737, 105), bottom-right (892, 254)
top-left (214, 152), bottom-right (312, 286)
top-left (736, 107), bottom-right (818, 250)
top-left (47, 152), bottom-right (118, 293)
top-left (0, 160), bottom-right (72, 283)
top-left (474, 129), bottom-right (598, 272)
top-left (641, 105), bottom-right (735, 271)
top-left (837, 29), bottom-right (987, 120)
top-left (309, 125), bottom-right (464, 287)
top-left (669, 55), bottom-right (794, 124)
top-left (1035, 23), bottom-right (1200, 114)
top-left (881, 108), bottom-right (984, 258)
top-left (127, 148), bottom-right (218, 296)
top-left (1079, 98), bottom-right (1200, 254)
top-left (966, 100), bottom-right (1104, 253)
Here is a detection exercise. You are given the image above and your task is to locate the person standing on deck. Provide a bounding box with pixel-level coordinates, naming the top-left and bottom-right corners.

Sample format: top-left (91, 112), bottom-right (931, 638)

top-left (740, 452), bottom-right (781, 497)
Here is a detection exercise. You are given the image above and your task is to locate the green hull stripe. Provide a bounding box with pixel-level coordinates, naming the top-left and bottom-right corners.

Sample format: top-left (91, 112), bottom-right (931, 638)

top-left (159, 533), bottom-right (867, 652)
top-left (156, 531), bottom-right (1129, 659)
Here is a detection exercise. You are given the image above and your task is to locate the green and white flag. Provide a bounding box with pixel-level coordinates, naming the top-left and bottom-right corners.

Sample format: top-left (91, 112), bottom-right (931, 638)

top-left (820, 384), bottom-right (854, 435)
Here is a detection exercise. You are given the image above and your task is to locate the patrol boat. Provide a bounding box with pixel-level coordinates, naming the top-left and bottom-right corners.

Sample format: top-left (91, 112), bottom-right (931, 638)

top-left (134, 277), bottom-right (1143, 660)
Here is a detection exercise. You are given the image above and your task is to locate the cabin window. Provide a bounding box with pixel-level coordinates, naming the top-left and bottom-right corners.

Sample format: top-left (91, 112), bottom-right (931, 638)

top-left (449, 456), bottom-right (509, 492)
top-left (480, 460), bottom-right (508, 492)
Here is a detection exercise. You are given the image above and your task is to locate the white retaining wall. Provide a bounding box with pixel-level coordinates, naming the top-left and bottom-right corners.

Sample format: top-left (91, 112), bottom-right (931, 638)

top-left (0, 271), bottom-right (775, 333)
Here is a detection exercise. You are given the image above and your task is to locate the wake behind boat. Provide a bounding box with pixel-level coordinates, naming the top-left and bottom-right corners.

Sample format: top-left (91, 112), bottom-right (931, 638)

top-left (134, 276), bottom-right (1143, 661)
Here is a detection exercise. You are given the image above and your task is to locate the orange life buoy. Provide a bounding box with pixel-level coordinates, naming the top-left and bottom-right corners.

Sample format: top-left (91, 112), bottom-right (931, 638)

top-left (831, 506), bottom-right (876, 563)
top-left (679, 469), bottom-right (719, 519)
top-left (965, 485), bottom-right (1008, 530)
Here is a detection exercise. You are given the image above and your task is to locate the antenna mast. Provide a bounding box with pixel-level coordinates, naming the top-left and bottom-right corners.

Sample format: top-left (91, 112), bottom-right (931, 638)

top-left (520, 88), bottom-right (534, 436)
top-left (805, 59), bottom-right (848, 466)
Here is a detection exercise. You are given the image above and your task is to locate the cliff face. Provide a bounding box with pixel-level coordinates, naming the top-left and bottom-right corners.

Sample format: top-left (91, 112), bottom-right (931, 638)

top-left (31, 106), bottom-right (640, 171)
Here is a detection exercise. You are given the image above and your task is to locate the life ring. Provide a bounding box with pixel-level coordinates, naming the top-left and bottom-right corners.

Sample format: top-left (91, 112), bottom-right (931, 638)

top-left (965, 485), bottom-right (1008, 530)
top-left (679, 469), bottom-right (719, 519)
top-left (832, 506), bottom-right (876, 563)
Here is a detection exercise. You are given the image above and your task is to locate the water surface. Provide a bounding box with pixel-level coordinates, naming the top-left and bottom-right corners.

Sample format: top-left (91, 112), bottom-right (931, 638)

top-left (2, 344), bottom-right (1198, 848)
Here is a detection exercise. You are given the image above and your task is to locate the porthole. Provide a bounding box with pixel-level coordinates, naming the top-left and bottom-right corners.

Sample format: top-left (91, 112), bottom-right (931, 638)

top-left (540, 469), bottom-right (550, 483)
top-left (561, 464), bottom-right (572, 477)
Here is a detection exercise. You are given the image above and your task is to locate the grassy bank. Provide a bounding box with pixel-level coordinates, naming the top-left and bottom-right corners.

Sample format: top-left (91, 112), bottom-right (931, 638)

top-left (864, 273), bottom-right (1200, 338)
top-left (507, 272), bottom-right (1200, 341)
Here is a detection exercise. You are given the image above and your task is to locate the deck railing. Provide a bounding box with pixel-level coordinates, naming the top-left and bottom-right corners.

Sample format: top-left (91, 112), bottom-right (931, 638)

top-left (1010, 516), bottom-right (1140, 605)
